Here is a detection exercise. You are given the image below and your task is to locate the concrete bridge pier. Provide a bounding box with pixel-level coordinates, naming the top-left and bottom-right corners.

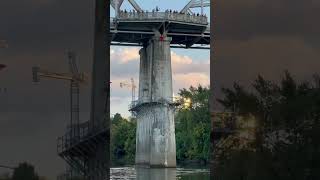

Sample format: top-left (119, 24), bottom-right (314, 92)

top-left (134, 33), bottom-right (176, 167)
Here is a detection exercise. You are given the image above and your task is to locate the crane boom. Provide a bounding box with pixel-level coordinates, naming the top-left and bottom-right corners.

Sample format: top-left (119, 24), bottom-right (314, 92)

top-left (32, 67), bottom-right (86, 83)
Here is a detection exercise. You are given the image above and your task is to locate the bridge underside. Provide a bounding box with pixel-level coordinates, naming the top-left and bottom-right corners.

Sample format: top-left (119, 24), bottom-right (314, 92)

top-left (111, 18), bottom-right (210, 48)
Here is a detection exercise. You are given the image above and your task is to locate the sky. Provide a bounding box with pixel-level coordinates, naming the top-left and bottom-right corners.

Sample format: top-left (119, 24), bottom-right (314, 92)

top-left (1, 0), bottom-right (320, 179)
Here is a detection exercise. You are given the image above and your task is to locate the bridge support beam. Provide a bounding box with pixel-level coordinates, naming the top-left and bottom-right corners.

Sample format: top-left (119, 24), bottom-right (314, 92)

top-left (135, 33), bottom-right (176, 167)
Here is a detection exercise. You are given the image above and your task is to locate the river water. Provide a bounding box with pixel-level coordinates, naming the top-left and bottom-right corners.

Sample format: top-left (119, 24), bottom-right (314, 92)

top-left (110, 166), bottom-right (210, 180)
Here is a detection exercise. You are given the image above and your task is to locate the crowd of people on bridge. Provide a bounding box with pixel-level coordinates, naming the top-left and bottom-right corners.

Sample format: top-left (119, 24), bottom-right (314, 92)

top-left (119, 6), bottom-right (207, 18)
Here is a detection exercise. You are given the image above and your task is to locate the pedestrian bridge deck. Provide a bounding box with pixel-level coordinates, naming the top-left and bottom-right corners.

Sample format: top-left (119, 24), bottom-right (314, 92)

top-left (110, 12), bottom-right (210, 48)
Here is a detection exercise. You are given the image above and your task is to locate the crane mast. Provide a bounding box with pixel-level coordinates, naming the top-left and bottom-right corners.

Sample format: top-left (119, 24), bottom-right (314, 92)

top-left (120, 78), bottom-right (136, 102)
top-left (32, 52), bottom-right (85, 139)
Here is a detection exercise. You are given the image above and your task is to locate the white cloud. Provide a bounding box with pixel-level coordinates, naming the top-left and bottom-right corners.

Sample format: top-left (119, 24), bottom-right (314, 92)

top-left (110, 47), bottom-right (140, 64)
top-left (173, 73), bottom-right (210, 93)
top-left (171, 51), bottom-right (209, 74)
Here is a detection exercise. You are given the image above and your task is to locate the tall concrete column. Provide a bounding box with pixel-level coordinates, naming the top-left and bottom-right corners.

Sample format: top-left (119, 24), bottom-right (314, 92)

top-left (135, 34), bottom-right (176, 167)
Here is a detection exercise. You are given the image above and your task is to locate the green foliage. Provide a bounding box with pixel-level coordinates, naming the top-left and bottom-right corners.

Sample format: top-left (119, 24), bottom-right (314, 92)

top-left (111, 113), bottom-right (136, 165)
top-left (12, 162), bottom-right (39, 180)
top-left (175, 85), bottom-right (211, 163)
top-left (216, 71), bottom-right (320, 180)
top-left (110, 85), bottom-right (211, 165)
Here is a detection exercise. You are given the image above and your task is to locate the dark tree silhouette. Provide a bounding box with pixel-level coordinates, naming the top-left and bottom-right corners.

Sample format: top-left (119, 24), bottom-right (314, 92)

top-left (12, 162), bottom-right (39, 180)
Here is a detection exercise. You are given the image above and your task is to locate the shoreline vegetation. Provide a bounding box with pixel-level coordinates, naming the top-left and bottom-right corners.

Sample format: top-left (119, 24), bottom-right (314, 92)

top-left (3, 71), bottom-right (318, 180)
top-left (111, 85), bottom-right (211, 167)
top-left (214, 71), bottom-right (320, 179)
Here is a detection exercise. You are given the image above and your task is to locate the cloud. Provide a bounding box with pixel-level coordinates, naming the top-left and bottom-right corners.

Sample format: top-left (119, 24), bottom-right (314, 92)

top-left (173, 73), bottom-right (209, 93)
top-left (171, 51), bottom-right (209, 76)
top-left (111, 47), bottom-right (140, 64)
top-left (110, 48), bottom-right (209, 78)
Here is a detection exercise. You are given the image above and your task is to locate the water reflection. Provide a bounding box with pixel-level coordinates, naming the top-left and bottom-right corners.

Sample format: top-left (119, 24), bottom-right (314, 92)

top-left (110, 166), bottom-right (209, 180)
top-left (136, 168), bottom-right (176, 180)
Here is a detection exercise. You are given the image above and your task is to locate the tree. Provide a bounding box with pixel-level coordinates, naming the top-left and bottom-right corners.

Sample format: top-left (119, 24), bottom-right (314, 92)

top-left (215, 71), bottom-right (320, 180)
top-left (111, 114), bottom-right (136, 165)
top-left (175, 85), bottom-right (211, 163)
top-left (12, 162), bottom-right (39, 180)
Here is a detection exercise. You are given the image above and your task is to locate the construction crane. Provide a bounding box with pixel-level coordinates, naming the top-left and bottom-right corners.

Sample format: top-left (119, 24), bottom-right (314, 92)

top-left (32, 51), bottom-right (87, 140)
top-left (120, 78), bottom-right (136, 102)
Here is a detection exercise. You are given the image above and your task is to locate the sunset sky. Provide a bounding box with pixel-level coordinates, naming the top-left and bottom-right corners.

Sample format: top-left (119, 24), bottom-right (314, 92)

top-left (110, 47), bottom-right (210, 117)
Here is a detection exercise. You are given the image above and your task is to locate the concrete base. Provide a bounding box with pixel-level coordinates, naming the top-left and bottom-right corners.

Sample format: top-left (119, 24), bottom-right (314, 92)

top-left (135, 105), bottom-right (176, 167)
top-left (135, 34), bottom-right (176, 167)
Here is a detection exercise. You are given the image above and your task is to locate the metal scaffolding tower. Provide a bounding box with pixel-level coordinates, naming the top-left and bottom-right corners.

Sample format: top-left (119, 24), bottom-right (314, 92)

top-left (57, 0), bottom-right (110, 180)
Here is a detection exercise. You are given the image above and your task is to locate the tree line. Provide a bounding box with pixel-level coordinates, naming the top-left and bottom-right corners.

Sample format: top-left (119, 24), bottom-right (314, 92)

top-left (215, 71), bottom-right (320, 179)
top-left (111, 85), bottom-right (211, 166)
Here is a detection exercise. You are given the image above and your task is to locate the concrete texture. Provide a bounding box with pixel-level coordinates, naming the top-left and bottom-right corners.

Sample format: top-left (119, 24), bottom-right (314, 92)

top-left (135, 34), bottom-right (176, 167)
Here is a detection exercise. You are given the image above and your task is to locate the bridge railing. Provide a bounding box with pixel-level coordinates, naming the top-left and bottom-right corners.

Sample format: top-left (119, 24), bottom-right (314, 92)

top-left (117, 11), bottom-right (208, 25)
top-left (129, 96), bottom-right (182, 110)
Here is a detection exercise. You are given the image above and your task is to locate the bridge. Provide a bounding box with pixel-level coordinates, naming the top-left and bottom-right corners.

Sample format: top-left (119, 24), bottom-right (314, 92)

top-left (110, 0), bottom-right (210, 169)
top-left (55, 0), bottom-right (210, 180)
top-left (110, 11), bottom-right (210, 49)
